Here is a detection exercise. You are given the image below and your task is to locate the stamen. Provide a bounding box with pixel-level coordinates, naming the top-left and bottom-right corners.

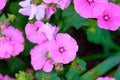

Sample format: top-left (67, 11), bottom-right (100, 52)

top-left (103, 15), bottom-right (109, 21)
top-left (87, 0), bottom-right (94, 3)
top-left (59, 47), bottom-right (65, 53)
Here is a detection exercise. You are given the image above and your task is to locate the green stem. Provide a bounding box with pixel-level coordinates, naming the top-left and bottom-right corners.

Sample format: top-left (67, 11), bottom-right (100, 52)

top-left (114, 65), bottom-right (120, 80)
top-left (80, 54), bottom-right (120, 80)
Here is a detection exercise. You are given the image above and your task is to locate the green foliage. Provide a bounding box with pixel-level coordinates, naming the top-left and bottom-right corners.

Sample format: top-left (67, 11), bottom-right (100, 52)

top-left (60, 5), bottom-right (87, 32)
top-left (15, 71), bottom-right (34, 80)
top-left (35, 71), bottom-right (60, 80)
top-left (65, 58), bottom-right (86, 80)
top-left (7, 57), bottom-right (26, 73)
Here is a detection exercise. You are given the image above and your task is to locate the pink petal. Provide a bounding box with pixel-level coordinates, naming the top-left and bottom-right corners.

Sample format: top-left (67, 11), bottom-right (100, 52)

top-left (46, 6), bottom-right (56, 19)
top-left (0, 0), bottom-right (6, 10)
top-left (30, 44), bottom-right (47, 70)
top-left (35, 4), bottom-right (46, 20)
top-left (18, 7), bottom-right (31, 16)
top-left (29, 4), bottom-right (37, 20)
top-left (3, 26), bottom-right (24, 43)
top-left (19, 0), bottom-right (31, 7)
top-left (43, 60), bottom-right (54, 72)
top-left (0, 38), bottom-right (13, 59)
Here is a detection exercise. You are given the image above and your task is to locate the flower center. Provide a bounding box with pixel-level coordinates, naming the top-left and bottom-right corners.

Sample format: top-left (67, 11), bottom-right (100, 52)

top-left (59, 47), bottom-right (65, 53)
top-left (87, 0), bottom-right (94, 3)
top-left (103, 15), bottom-right (109, 21)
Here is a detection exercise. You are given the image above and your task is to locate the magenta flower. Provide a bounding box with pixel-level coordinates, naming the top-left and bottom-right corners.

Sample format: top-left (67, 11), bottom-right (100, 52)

top-left (30, 43), bottom-right (54, 72)
top-left (97, 2), bottom-right (120, 31)
top-left (74, 0), bottom-right (108, 18)
top-left (25, 21), bottom-right (59, 44)
top-left (48, 33), bottom-right (78, 64)
top-left (96, 77), bottom-right (115, 80)
top-left (0, 0), bottom-right (6, 10)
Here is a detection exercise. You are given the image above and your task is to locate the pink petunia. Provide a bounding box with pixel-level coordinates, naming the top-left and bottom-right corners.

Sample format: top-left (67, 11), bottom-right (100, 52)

top-left (0, 25), bottom-right (24, 59)
top-left (74, 0), bottom-right (108, 18)
top-left (0, 0), bottom-right (6, 10)
top-left (25, 21), bottom-right (59, 44)
top-left (3, 26), bottom-right (24, 56)
top-left (48, 33), bottom-right (78, 64)
top-left (30, 43), bottom-right (54, 72)
top-left (96, 77), bottom-right (115, 80)
top-left (97, 2), bottom-right (120, 31)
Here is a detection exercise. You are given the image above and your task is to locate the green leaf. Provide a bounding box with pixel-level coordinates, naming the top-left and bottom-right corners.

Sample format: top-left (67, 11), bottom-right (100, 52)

top-left (86, 25), bottom-right (104, 44)
top-left (8, 14), bottom-right (16, 22)
top-left (61, 4), bottom-right (87, 32)
top-left (80, 54), bottom-right (120, 80)
top-left (65, 58), bottom-right (86, 80)
top-left (7, 57), bottom-right (26, 73)
top-left (15, 71), bottom-right (34, 80)
top-left (0, 14), bottom-right (6, 24)
top-left (35, 71), bottom-right (60, 80)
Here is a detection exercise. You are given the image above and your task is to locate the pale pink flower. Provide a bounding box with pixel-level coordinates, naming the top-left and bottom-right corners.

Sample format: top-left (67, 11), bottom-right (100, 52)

top-left (96, 77), bottom-right (115, 80)
top-left (0, 74), bottom-right (16, 80)
top-left (48, 33), bottom-right (78, 64)
top-left (97, 2), bottom-right (120, 31)
top-left (0, 0), bottom-right (6, 10)
top-left (25, 21), bottom-right (59, 44)
top-left (74, 0), bottom-right (108, 18)
top-left (30, 43), bottom-right (54, 72)
top-left (19, 0), bottom-right (46, 20)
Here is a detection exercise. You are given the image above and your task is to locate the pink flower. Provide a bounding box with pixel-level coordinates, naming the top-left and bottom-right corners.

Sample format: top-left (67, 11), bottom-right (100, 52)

top-left (74, 0), bottom-right (108, 18)
top-left (30, 43), bottom-right (54, 72)
top-left (3, 26), bottom-right (24, 56)
top-left (57, 0), bottom-right (71, 10)
top-left (19, 0), bottom-right (46, 20)
top-left (45, 6), bottom-right (56, 19)
top-left (0, 0), bottom-right (6, 10)
top-left (0, 25), bottom-right (24, 59)
top-left (0, 74), bottom-right (16, 80)
top-left (25, 21), bottom-right (59, 44)
top-left (97, 2), bottom-right (120, 31)
top-left (48, 33), bottom-right (78, 64)
top-left (43, 0), bottom-right (70, 10)
top-left (96, 77), bottom-right (115, 80)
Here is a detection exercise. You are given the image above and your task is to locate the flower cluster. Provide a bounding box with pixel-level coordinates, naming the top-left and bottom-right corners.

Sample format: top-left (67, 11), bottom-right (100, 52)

top-left (19, 0), bottom-right (70, 20)
top-left (0, 74), bottom-right (16, 80)
top-left (74, 0), bottom-right (120, 31)
top-left (0, 25), bottom-right (24, 59)
top-left (96, 77), bottom-right (115, 80)
top-left (25, 21), bottom-right (78, 72)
